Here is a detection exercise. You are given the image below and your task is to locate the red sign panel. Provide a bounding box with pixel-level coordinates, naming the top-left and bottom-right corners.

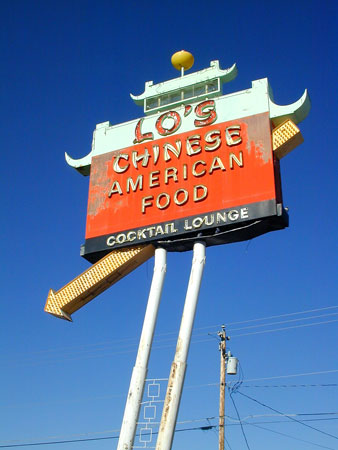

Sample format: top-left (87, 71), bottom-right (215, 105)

top-left (82, 112), bottom-right (287, 261)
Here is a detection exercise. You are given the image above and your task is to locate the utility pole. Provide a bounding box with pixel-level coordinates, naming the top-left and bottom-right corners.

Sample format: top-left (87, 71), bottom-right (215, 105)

top-left (218, 325), bottom-right (228, 450)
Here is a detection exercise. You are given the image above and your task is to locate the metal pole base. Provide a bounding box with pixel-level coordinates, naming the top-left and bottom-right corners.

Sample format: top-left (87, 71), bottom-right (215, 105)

top-left (117, 248), bottom-right (167, 450)
top-left (156, 242), bottom-right (206, 450)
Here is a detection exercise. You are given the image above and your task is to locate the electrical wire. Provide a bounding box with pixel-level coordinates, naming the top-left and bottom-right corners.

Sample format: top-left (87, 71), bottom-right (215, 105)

top-left (3, 306), bottom-right (337, 366)
top-left (5, 317), bottom-right (337, 369)
top-left (225, 437), bottom-right (233, 450)
top-left (240, 383), bottom-right (338, 388)
top-left (3, 372), bottom-right (337, 410)
top-left (243, 369), bottom-right (338, 383)
top-left (190, 305), bottom-right (338, 332)
top-left (0, 425), bottom-right (219, 448)
top-left (229, 412), bottom-right (338, 421)
top-left (227, 312), bottom-right (338, 332)
top-left (247, 422), bottom-right (337, 450)
top-left (236, 391), bottom-right (338, 441)
top-left (4, 306), bottom-right (338, 360)
top-left (2, 416), bottom-right (338, 448)
top-left (184, 370), bottom-right (338, 391)
top-left (225, 416), bottom-right (338, 450)
top-left (228, 390), bottom-right (251, 450)
top-left (230, 319), bottom-right (338, 338)
top-left (190, 319), bottom-right (338, 346)
top-left (213, 414), bottom-right (338, 425)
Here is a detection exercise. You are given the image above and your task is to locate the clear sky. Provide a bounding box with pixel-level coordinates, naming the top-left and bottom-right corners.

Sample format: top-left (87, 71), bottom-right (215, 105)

top-left (1, 1), bottom-right (337, 449)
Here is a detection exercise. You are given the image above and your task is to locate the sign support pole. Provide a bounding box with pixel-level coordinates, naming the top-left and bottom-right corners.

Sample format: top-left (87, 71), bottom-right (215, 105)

top-left (156, 241), bottom-right (206, 450)
top-left (117, 247), bottom-right (167, 450)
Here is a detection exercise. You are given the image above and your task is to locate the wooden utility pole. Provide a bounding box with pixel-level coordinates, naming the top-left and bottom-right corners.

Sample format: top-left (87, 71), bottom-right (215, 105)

top-left (218, 325), bottom-right (227, 450)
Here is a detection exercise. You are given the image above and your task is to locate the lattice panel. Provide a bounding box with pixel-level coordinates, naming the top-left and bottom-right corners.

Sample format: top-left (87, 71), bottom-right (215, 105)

top-left (133, 378), bottom-right (168, 449)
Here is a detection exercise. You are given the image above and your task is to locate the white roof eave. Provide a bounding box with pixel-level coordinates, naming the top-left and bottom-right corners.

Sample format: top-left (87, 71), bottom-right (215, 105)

top-left (130, 61), bottom-right (237, 103)
top-left (269, 89), bottom-right (311, 127)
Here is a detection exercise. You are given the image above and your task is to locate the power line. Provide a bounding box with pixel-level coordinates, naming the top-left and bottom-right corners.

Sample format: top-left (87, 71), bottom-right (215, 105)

top-left (230, 417), bottom-right (338, 425)
top-left (4, 318), bottom-right (337, 369)
top-left (231, 319), bottom-right (338, 338)
top-left (184, 319), bottom-right (338, 349)
top-left (227, 412), bottom-right (338, 423)
top-left (0, 435), bottom-right (116, 448)
top-left (0, 425), bottom-right (218, 448)
top-left (225, 436), bottom-right (234, 450)
top-left (227, 312), bottom-right (338, 332)
top-left (185, 369), bottom-right (338, 390)
top-left (2, 416), bottom-right (338, 448)
top-left (231, 417), bottom-right (338, 450)
top-left (225, 416), bottom-right (338, 450)
top-left (192, 305), bottom-right (338, 332)
top-left (228, 391), bottom-right (251, 450)
top-left (247, 422), bottom-right (337, 450)
top-left (243, 369), bottom-right (338, 383)
top-left (3, 371), bottom-right (337, 410)
top-left (236, 391), bottom-right (338, 441)
top-left (2, 305), bottom-right (337, 361)
top-left (239, 383), bottom-right (338, 388)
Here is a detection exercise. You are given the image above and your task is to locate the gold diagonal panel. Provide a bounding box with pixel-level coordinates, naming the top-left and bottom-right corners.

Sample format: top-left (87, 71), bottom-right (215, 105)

top-left (45, 245), bottom-right (155, 320)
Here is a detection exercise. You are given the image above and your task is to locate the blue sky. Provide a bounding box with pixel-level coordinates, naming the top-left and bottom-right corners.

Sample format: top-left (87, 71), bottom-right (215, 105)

top-left (1, 1), bottom-right (337, 449)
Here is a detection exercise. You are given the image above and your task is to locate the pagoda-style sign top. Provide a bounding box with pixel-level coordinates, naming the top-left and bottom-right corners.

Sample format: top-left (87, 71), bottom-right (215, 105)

top-left (65, 53), bottom-right (310, 176)
top-left (130, 58), bottom-right (238, 115)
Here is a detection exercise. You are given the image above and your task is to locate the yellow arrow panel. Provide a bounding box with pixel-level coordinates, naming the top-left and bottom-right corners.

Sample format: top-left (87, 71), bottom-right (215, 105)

top-left (44, 245), bottom-right (155, 321)
top-left (272, 119), bottom-right (304, 159)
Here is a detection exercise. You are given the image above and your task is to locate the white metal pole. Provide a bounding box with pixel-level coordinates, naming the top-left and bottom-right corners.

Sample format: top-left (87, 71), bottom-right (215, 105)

top-left (156, 241), bottom-right (206, 450)
top-left (117, 247), bottom-right (167, 450)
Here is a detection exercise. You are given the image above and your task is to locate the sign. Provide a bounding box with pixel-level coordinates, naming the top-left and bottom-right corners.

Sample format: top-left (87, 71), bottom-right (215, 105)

top-left (45, 245), bottom-right (154, 320)
top-left (83, 110), bottom-right (286, 262)
top-left (64, 59), bottom-right (310, 262)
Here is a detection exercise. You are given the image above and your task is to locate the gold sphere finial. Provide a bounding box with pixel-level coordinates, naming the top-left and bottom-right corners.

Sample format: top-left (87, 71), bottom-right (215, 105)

top-left (171, 50), bottom-right (194, 72)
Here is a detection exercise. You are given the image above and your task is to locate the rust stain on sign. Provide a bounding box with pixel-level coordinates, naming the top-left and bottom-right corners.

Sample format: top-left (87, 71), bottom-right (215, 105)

top-left (87, 156), bottom-right (111, 217)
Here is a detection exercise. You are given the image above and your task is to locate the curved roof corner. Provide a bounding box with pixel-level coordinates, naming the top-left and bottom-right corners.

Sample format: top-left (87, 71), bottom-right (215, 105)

top-left (269, 89), bottom-right (311, 127)
top-left (65, 152), bottom-right (91, 176)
